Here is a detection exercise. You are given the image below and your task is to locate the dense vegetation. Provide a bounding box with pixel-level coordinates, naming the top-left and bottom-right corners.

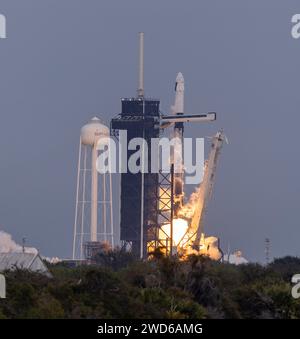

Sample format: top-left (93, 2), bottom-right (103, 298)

top-left (1, 251), bottom-right (300, 319)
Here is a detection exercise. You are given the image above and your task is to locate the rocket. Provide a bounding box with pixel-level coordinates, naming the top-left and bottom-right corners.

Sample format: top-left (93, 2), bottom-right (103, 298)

top-left (172, 72), bottom-right (185, 215)
top-left (173, 72), bottom-right (184, 114)
top-left (163, 72), bottom-right (215, 216)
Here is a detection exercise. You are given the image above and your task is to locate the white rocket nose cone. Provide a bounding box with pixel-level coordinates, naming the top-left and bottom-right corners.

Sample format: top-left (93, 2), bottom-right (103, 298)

top-left (176, 72), bottom-right (184, 83)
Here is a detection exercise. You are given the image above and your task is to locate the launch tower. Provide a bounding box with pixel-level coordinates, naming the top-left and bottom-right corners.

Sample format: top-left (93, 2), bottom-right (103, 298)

top-left (111, 33), bottom-right (160, 258)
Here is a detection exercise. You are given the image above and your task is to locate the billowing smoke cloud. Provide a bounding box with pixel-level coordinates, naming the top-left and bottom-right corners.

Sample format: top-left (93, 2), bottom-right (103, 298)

top-left (43, 256), bottom-right (61, 264)
top-left (0, 230), bottom-right (38, 254)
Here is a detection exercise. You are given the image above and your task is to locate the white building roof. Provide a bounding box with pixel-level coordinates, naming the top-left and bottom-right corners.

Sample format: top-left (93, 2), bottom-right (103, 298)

top-left (0, 252), bottom-right (52, 277)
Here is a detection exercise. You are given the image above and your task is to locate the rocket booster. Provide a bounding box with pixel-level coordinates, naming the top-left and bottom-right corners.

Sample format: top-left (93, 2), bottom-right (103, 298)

top-left (172, 72), bottom-right (185, 214)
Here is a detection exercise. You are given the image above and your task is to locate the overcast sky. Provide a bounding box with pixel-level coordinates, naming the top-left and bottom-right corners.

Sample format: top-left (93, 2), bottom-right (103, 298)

top-left (0, 0), bottom-right (299, 262)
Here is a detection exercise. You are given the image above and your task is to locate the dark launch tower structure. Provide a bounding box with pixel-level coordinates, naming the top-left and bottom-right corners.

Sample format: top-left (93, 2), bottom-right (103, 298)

top-left (111, 33), bottom-right (161, 258)
top-left (111, 98), bottom-right (160, 258)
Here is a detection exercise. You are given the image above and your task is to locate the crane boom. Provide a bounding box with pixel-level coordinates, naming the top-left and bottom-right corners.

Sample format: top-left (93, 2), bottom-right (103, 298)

top-left (184, 131), bottom-right (226, 249)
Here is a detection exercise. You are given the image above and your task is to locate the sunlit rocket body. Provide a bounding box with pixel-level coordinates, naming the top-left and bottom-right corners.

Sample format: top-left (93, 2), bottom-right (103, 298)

top-left (172, 72), bottom-right (185, 215)
top-left (173, 72), bottom-right (184, 114)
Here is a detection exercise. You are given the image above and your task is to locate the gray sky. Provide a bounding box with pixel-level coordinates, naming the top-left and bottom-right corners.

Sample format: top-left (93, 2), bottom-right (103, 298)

top-left (0, 0), bottom-right (299, 262)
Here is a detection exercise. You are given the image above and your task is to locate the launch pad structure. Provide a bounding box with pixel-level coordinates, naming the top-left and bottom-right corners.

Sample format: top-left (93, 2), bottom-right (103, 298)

top-left (111, 96), bottom-right (161, 259)
top-left (111, 33), bottom-right (221, 259)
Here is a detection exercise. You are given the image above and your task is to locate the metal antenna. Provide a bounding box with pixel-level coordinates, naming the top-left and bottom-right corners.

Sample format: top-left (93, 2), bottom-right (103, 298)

top-left (22, 237), bottom-right (26, 253)
top-left (227, 243), bottom-right (231, 262)
top-left (265, 238), bottom-right (270, 265)
top-left (137, 32), bottom-right (144, 98)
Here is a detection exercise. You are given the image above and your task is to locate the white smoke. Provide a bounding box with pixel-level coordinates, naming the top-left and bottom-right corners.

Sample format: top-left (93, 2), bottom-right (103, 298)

top-left (42, 256), bottom-right (61, 264)
top-left (0, 230), bottom-right (62, 263)
top-left (0, 230), bottom-right (38, 254)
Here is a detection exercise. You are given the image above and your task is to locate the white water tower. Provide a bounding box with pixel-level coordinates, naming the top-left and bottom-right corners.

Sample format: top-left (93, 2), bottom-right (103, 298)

top-left (72, 117), bottom-right (114, 260)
